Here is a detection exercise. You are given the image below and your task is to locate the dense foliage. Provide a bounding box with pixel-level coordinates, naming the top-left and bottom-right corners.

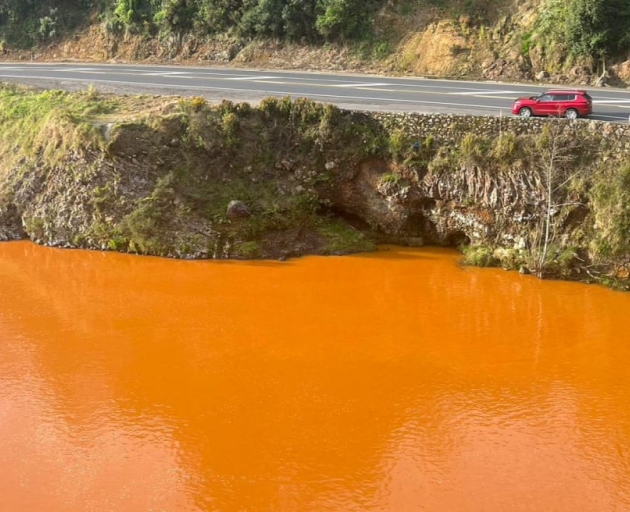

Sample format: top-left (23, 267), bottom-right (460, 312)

top-left (535, 0), bottom-right (630, 60)
top-left (113, 0), bottom-right (386, 41)
top-left (0, 0), bottom-right (97, 46)
top-left (3, 0), bottom-right (630, 65)
top-left (0, 0), bottom-right (388, 47)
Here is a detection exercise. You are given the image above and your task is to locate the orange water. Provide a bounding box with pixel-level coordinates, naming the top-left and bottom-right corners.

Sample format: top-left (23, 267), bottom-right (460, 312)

top-left (0, 242), bottom-right (629, 512)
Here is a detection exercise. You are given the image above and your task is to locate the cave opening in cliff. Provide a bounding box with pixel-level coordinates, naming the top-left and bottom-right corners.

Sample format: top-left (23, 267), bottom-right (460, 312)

top-left (326, 207), bottom-right (372, 232)
top-left (444, 231), bottom-right (471, 248)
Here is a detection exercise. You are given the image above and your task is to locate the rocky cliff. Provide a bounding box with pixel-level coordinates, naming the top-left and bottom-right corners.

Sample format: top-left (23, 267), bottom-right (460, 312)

top-left (0, 85), bottom-right (628, 287)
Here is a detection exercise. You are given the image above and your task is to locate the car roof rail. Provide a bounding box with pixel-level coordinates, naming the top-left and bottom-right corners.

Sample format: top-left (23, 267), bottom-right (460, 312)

top-left (544, 89), bottom-right (587, 94)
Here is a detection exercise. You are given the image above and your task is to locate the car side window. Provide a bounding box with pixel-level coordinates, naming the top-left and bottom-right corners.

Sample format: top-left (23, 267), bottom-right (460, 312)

top-left (539, 94), bottom-right (553, 101)
top-left (552, 94), bottom-right (568, 101)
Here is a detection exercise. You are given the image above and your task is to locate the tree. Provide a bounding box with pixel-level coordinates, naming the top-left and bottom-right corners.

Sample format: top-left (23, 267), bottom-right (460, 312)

top-left (529, 122), bottom-right (585, 277)
top-left (316, 0), bottom-right (382, 41)
top-left (281, 0), bottom-right (320, 41)
top-left (564, 0), bottom-right (630, 59)
top-left (237, 0), bottom-right (320, 40)
top-left (195, 0), bottom-right (244, 34)
top-left (154, 0), bottom-right (197, 33)
top-left (239, 0), bottom-right (285, 37)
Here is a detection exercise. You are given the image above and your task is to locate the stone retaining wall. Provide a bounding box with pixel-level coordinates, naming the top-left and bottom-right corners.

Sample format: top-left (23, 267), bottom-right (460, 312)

top-left (369, 112), bottom-right (630, 154)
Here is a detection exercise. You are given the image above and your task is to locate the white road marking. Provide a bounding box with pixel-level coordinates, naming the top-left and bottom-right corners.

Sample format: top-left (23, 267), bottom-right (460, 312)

top-left (362, 82), bottom-right (531, 92)
top-left (142, 71), bottom-right (191, 76)
top-left (451, 90), bottom-right (520, 96)
top-left (594, 114), bottom-right (630, 120)
top-left (333, 82), bottom-right (392, 88)
top-left (36, 66), bottom-right (265, 79)
top-left (53, 67), bottom-right (100, 72)
top-left (593, 100), bottom-right (630, 104)
top-left (224, 75), bottom-right (280, 81)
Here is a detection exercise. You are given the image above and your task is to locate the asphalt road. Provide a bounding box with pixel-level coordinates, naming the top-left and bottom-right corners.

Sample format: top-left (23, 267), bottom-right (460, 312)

top-left (1, 62), bottom-right (630, 122)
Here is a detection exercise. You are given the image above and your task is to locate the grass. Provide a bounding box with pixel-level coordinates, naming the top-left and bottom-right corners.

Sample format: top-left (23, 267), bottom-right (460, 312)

top-left (236, 240), bottom-right (260, 257)
top-left (0, 83), bottom-right (178, 168)
top-left (461, 245), bottom-right (499, 267)
top-left (318, 220), bottom-right (376, 254)
top-left (0, 85), bottom-right (112, 166)
top-left (589, 162), bottom-right (630, 258)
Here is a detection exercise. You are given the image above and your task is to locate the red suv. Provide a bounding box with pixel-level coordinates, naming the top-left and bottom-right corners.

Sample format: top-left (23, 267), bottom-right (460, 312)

top-left (512, 90), bottom-right (593, 119)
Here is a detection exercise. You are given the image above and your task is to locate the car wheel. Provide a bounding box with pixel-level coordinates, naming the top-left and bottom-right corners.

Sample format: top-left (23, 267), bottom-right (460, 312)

top-left (518, 107), bottom-right (532, 118)
top-left (564, 108), bottom-right (578, 120)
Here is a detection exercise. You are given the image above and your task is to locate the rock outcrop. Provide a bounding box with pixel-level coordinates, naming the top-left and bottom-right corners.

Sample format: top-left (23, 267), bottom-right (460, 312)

top-left (0, 88), bottom-right (628, 287)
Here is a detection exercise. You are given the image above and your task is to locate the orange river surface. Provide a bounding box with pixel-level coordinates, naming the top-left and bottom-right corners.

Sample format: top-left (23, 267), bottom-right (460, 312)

top-left (0, 241), bottom-right (630, 512)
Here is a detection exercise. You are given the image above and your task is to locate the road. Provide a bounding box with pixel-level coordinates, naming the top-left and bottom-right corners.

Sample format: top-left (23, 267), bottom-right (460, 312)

top-left (1, 62), bottom-right (630, 122)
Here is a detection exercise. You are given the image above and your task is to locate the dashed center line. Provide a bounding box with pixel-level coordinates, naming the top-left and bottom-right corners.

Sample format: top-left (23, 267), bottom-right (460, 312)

top-left (53, 67), bottom-right (100, 72)
top-left (333, 82), bottom-right (392, 88)
top-left (451, 90), bottom-right (521, 96)
top-left (224, 76), bottom-right (281, 81)
top-left (142, 71), bottom-right (192, 76)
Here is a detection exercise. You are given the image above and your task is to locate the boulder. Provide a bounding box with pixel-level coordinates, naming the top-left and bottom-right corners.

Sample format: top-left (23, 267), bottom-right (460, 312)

top-left (226, 200), bottom-right (251, 219)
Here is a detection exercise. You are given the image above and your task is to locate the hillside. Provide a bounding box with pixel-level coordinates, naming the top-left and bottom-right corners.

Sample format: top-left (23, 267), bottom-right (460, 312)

top-left (1, 0), bottom-right (630, 86)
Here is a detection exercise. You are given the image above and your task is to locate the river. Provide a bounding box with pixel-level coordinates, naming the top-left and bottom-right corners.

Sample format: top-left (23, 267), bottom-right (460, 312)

top-left (0, 242), bottom-right (629, 511)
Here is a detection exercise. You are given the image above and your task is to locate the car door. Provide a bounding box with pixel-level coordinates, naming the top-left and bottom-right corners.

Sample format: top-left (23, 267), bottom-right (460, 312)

top-left (535, 94), bottom-right (557, 115)
top-left (551, 94), bottom-right (570, 116)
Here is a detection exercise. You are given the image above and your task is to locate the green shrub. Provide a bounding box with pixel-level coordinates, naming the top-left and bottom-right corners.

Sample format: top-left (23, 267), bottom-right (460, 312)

top-left (259, 96), bottom-right (293, 117)
top-left (318, 103), bottom-right (341, 139)
top-left (37, 10), bottom-right (58, 41)
top-left (114, 0), bottom-right (140, 26)
top-left (379, 172), bottom-right (400, 184)
top-left (388, 128), bottom-right (410, 160)
top-left (590, 162), bottom-right (630, 257)
top-left (123, 171), bottom-right (176, 254)
top-left (372, 40), bottom-right (391, 59)
top-left (318, 219), bottom-right (375, 253)
top-left (236, 240), bottom-right (260, 257)
top-left (428, 148), bottom-right (458, 173)
top-left (222, 112), bottom-right (240, 148)
top-left (491, 132), bottom-right (518, 162)
top-left (462, 245), bottom-right (499, 267)
top-left (316, 0), bottom-right (382, 41)
top-left (534, 0), bottom-right (630, 60)
top-left (459, 133), bottom-right (490, 166)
